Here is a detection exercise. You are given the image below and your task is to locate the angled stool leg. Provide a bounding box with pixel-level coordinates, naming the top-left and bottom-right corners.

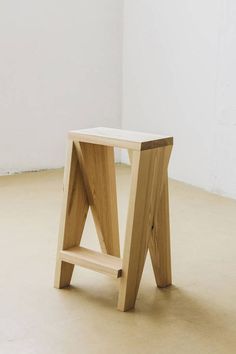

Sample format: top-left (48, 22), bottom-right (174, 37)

top-left (149, 175), bottom-right (172, 287)
top-left (54, 140), bottom-right (89, 288)
top-left (75, 142), bottom-right (120, 257)
top-left (117, 146), bottom-right (171, 311)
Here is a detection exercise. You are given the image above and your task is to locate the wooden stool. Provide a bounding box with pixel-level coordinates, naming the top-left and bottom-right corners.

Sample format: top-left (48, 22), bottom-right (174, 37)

top-left (54, 127), bottom-right (173, 311)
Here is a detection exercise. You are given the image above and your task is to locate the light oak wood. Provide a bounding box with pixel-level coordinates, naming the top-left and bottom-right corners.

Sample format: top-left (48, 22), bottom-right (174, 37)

top-left (149, 175), bottom-right (172, 287)
top-left (70, 127), bottom-right (173, 151)
top-left (128, 149), bottom-right (133, 164)
top-left (54, 127), bottom-right (173, 311)
top-left (75, 142), bottom-right (120, 257)
top-left (54, 141), bottom-right (89, 288)
top-left (60, 246), bottom-right (122, 278)
top-left (117, 145), bottom-right (172, 311)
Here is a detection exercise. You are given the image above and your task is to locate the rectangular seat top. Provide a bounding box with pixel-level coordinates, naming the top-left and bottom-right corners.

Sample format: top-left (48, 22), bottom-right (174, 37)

top-left (69, 127), bottom-right (173, 151)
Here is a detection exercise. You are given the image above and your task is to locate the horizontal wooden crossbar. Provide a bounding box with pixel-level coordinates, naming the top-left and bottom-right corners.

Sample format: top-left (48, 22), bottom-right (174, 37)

top-left (60, 246), bottom-right (122, 278)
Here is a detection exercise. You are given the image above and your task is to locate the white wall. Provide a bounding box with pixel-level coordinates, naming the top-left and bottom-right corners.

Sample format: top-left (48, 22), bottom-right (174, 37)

top-left (0, 0), bottom-right (123, 174)
top-left (1, 1), bottom-right (236, 199)
top-left (122, 0), bottom-right (236, 199)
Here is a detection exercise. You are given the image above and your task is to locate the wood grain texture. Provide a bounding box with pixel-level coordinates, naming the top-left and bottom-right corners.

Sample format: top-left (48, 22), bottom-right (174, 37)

top-left (54, 141), bottom-right (89, 288)
top-left (149, 175), bottom-right (172, 287)
top-left (54, 128), bottom-right (173, 311)
top-left (117, 145), bottom-right (172, 311)
top-left (128, 149), bottom-right (133, 165)
top-left (75, 142), bottom-right (120, 257)
top-left (70, 127), bottom-right (173, 151)
top-left (60, 246), bottom-right (122, 278)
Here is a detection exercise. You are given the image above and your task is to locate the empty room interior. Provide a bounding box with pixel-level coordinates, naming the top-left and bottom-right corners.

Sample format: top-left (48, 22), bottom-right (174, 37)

top-left (0, 1), bottom-right (236, 354)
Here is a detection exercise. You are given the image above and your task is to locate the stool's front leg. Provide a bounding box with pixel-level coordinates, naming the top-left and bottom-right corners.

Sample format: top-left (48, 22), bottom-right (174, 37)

top-left (117, 146), bottom-right (172, 311)
top-left (54, 140), bottom-right (89, 288)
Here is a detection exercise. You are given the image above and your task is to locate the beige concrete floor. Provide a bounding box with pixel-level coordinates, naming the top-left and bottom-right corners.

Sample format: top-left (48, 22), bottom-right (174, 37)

top-left (0, 165), bottom-right (236, 354)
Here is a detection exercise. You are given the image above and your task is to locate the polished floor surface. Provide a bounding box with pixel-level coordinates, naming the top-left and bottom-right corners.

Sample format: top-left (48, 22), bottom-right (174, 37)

top-left (0, 165), bottom-right (236, 354)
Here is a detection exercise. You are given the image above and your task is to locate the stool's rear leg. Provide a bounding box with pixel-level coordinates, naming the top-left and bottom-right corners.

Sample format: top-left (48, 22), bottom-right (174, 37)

top-left (149, 175), bottom-right (172, 287)
top-left (75, 142), bottom-right (120, 257)
top-left (54, 140), bottom-right (89, 288)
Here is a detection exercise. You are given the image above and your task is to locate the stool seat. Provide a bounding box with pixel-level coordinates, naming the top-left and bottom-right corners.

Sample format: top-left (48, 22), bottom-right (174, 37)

top-left (54, 127), bottom-right (173, 311)
top-left (70, 127), bottom-right (173, 150)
